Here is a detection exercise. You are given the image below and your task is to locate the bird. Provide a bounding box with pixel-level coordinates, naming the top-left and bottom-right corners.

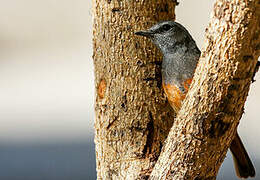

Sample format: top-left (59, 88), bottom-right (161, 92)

top-left (135, 21), bottom-right (255, 178)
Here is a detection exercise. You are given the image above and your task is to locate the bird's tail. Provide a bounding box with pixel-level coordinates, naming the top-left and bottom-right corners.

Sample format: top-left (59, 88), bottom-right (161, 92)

top-left (230, 132), bottom-right (255, 178)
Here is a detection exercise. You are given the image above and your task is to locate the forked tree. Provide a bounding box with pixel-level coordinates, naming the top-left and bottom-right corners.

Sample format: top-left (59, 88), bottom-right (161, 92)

top-left (92, 0), bottom-right (260, 179)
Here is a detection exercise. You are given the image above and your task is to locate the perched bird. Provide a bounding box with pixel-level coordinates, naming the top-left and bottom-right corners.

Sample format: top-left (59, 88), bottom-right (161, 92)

top-left (135, 21), bottom-right (255, 178)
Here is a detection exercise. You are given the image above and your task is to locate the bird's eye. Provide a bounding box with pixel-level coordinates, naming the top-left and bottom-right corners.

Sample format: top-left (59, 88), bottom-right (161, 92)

top-left (161, 24), bottom-right (172, 31)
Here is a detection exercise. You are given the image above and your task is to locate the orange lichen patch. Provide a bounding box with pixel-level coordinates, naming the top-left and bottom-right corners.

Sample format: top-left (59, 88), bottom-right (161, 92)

top-left (163, 78), bottom-right (192, 112)
top-left (98, 79), bottom-right (106, 99)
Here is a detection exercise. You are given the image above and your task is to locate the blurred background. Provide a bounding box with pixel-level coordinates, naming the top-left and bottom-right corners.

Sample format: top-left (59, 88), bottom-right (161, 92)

top-left (0, 1), bottom-right (259, 179)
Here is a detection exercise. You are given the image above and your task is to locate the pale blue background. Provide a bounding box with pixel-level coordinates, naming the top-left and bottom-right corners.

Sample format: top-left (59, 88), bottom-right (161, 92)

top-left (0, 1), bottom-right (259, 179)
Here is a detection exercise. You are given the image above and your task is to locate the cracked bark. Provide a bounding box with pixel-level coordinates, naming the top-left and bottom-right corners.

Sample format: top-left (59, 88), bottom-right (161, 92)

top-left (150, 0), bottom-right (260, 179)
top-left (93, 0), bottom-right (260, 179)
top-left (93, 0), bottom-right (177, 179)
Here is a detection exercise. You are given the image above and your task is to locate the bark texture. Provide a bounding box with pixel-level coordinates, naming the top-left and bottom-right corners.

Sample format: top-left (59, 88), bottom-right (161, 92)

top-left (150, 0), bottom-right (260, 179)
top-left (92, 1), bottom-right (178, 179)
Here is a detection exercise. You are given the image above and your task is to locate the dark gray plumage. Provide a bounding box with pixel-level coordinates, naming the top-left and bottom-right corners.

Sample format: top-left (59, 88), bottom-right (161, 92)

top-left (136, 21), bottom-right (200, 92)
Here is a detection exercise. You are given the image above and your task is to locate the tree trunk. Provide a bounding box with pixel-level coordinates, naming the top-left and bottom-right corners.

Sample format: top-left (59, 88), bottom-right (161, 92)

top-left (93, 0), bottom-right (260, 179)
top-left (92, 0), bottom-right (177, 179)
top-left (150, 0), bottom-right (260, 179)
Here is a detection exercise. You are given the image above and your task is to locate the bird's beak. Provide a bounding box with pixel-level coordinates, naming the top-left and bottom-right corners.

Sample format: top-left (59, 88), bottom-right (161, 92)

top-left (135, 30), bottom-right (154, 38)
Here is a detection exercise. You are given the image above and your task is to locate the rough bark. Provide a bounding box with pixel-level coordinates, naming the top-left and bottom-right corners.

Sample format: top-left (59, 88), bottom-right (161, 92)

top-left (92, 1), bottom-right (178, 179)
top-left (150, 0), bottom-right (260, 179)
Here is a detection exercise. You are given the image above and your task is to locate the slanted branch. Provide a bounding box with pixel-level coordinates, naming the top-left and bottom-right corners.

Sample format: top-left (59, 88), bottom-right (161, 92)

top-left (150, 0), bottom-right (260, 179)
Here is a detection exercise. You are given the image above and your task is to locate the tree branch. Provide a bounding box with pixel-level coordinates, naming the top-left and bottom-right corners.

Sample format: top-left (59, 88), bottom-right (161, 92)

top-left (150, 0), bottom-right (260, 179)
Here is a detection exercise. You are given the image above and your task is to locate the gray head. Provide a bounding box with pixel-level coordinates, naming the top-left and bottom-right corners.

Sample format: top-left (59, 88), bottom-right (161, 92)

top-left (135, 21), bottom-right (196, 55)
top-left (135, 21), bottom-right (201, 88)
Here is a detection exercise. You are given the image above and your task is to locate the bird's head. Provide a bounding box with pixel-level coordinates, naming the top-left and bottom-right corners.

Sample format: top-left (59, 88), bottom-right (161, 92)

top-left (135, 21), bottom-right (193, 54)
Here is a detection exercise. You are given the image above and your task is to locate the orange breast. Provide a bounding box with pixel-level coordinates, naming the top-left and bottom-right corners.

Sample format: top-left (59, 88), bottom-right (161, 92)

top-left (162, 78), bottom-right (192, 112)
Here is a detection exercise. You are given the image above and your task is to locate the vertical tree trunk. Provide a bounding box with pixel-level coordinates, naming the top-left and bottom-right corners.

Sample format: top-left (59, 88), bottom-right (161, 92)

top-left (92, 1), bottom-right (177, 179)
